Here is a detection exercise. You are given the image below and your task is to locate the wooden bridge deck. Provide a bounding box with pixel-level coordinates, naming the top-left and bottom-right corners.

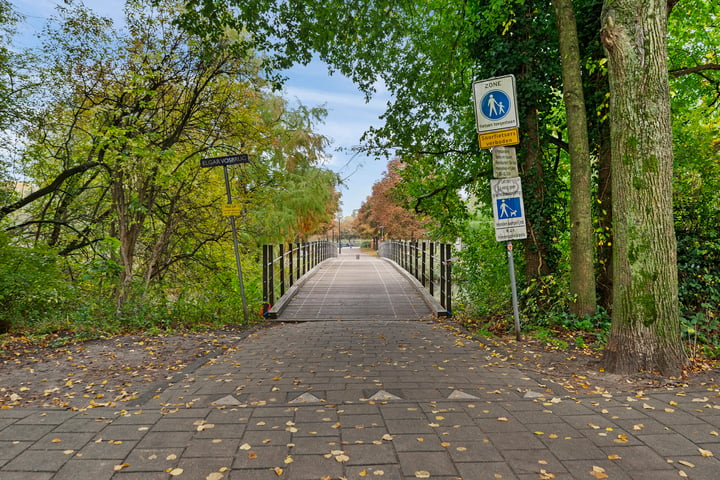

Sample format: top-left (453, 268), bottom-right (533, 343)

top-left (270, 249), bottom-right (437, 321)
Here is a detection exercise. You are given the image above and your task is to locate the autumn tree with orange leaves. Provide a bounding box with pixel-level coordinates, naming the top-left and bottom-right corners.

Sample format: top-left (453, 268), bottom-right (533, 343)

top-left (354, 159), bottom-right (430, 241)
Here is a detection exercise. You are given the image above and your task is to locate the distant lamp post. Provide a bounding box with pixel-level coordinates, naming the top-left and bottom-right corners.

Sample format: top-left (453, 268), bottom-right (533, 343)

top-left (337, 210), bottom-right (343, 254)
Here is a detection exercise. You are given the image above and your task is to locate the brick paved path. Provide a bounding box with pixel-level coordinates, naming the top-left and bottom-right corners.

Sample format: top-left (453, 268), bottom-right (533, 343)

top-left (1, 252), bottom-right (719, 479)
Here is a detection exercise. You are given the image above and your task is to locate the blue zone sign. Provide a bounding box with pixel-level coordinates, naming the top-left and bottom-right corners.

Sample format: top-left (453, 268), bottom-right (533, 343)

top-left (472, 75), bottom-right (519, 133)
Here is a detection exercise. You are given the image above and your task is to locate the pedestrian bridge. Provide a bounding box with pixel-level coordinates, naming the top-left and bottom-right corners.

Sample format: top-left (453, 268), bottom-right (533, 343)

top-left (266, 249), bottom-right (446, 321)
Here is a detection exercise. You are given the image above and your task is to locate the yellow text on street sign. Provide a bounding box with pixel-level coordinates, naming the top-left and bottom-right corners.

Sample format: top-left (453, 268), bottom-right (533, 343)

top-left (222, 203), bottom-right (242, 216)
top-left (478, 128), bottom-right (520, 149)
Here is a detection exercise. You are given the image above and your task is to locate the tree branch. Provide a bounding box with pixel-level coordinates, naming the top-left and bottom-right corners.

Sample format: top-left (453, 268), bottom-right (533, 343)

top-left (0, 161), bottom-right (100, 219)
top-left (670, 63), bottom-right (720, 78)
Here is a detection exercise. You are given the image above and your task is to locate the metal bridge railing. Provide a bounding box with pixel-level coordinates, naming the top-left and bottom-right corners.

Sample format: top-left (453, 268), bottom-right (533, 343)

top-left (262, 240), bottom-right (337, 313)
top-left (378, 240), bottom-right (453, 315)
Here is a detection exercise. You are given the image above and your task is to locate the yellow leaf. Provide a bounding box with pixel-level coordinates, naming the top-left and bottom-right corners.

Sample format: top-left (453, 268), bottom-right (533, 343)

top-left (168, 468), bottom-right (184, 476)
top-left (534, 431), bottom-right (544, 435)
top-left (51, 438), bottom-right (62, 443)
top-left (239, 443), bottom-right (251, 450)
top-left (678, 460), bottom-right (695, 468)
top-left (248, 452), bottom-right (257, 459)
top-left (699, 448), bottom-right (714, 457)
top-left (273, 466), bottom-right (283, 475)
top-left (415, 471), bottom-right (431, 478)
top-left (284, 456), bottom-right (293, 464)
top-left (497, 417), bottom-right (509, 422)
top-left (441, 442), bottom-right (451, 447)
top-left (335, 454), bottom-right (350, 462)
top-left (206, 473), bottom-right (224, 480)
top-left (113, 463), bottom-right (130, 471)
top-left (359, 469), bottom-right (367, 477)
top-left (608, 454), bottom-right (622, 460)
top-left (590, 466), bottom-right (608, 479)
top-left (382, 434), bottom-right (394, 441)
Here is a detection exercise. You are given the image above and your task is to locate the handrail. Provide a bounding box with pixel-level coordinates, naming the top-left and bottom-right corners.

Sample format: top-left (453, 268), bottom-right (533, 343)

top-left (262, 240), bottom-right (338, 314)
top-left (379, 240), bottom-right (453, 315)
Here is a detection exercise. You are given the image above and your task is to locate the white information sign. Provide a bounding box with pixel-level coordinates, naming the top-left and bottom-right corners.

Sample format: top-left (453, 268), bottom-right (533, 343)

top-left (491, 177), bottom-right (527, 242)
top-left (472, 75), bottom-right (519, 133)
top-left (492, 146), bottom-right (518, 178)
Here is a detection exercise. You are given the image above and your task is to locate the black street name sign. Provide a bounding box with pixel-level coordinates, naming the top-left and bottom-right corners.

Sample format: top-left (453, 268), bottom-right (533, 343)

top-left (200, 154), bottom-right (249, 168)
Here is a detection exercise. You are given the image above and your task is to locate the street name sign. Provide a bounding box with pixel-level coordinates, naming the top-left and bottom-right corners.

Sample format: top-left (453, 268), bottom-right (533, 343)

top-left (490, 177), bottom-right (527, 242)
top-left (200, 154), bottom-right (249, 168)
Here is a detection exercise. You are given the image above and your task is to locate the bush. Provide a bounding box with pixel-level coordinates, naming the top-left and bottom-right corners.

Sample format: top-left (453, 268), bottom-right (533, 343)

top-left (0, 233), bottom-right (75, 332)
top-left (454, 218), bottom-right (512, 323)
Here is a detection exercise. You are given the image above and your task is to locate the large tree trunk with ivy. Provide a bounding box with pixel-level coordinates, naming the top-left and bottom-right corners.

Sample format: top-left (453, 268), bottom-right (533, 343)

top-left (600, 0), bottom-right (686, 375)
top-left (553, 0), bottom-right (597, 317)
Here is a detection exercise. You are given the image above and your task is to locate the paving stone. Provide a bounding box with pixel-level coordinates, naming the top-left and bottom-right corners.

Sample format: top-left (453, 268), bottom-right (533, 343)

top-left (77, 438), bottom-right (138, 460)
top-left (52, 459), bottom-right (116, 480)
top-left (2, 448), bottom-right (70, 472)
top-left (183, 437), bottom-right (240, 457)
top-left (397, 451), bottom-right (458, 477)
top-left (174, 456), bottom-right (234, 478)
top-left (121, 447), bottom-right (183, 472)
top-left (0, 441), bottom-right (32, 461)
top-left (501, 449), bottom-right (566, 476)
top-left (232, 445), bottom-right (289, 469)
top-left (0, 473), bottom-right (53, 480)
top-left (445, 440), bottom-right (504, 462)
top-left (0, 423), bottom-right (55, 441)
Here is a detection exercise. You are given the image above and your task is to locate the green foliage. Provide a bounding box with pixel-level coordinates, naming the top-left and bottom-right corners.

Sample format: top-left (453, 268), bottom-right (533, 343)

top-left (0, 233), bottom-right (75, 332)
top-left (681, 311), bottom-right (720, 359)
top-left (453, 216), bottom-right (511, 321)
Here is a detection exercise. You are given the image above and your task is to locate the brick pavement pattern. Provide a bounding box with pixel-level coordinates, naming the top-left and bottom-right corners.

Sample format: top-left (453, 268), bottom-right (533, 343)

top-left (0, 251), bottom-right (719, 479)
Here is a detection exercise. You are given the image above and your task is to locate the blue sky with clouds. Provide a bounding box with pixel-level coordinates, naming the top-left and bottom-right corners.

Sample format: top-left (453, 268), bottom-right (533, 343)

top-left (10, 0), bottom-right (390, 215)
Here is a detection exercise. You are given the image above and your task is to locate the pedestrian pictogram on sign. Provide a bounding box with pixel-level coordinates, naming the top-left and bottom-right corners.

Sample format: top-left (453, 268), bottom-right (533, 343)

top-left (497, 197), bottom-right (521, 218)
top-left (480, 90), bottom-right (511, 121)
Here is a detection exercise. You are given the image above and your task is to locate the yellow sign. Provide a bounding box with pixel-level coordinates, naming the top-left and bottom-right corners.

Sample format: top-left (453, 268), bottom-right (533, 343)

top-left (478, 128), bottom-right (520, 149)
top-left (222, 203), bottom-right (242, 216)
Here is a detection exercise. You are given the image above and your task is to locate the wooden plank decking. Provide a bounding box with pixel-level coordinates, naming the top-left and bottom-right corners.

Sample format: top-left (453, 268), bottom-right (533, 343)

top-left (271, 249), bottom-right (435, 321)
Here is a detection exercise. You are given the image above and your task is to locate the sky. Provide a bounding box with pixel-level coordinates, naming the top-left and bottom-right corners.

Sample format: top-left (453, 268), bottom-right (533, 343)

top-left (9, 0), bottom-right (391, 216)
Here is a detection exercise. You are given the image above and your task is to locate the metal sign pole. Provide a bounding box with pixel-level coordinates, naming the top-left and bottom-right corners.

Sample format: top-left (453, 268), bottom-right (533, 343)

top-left (506, 241), bottom-right (522, 341)
top-left (223, 165), bottom-right (249, 323)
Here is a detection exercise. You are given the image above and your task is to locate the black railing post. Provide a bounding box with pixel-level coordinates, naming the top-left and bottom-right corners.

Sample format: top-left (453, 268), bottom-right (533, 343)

top-left (440, 242), bottom-right (446, 310)
top-left (429, 242), bottom-right (435, 297)
top-left (445, 243), bottom-right (452, 314)
top-left (414, 240), bottom-right (419, 281)
top-left (279, 244), bottom-right (285, 296)
top-left (288, 243), bottom-right (294, 287)
top-left (268, 244), bottom-right (275, 305)
top-left (421, 241), bottom-right (427, 287)
top-left (262, 244), bottom-right (269, 305)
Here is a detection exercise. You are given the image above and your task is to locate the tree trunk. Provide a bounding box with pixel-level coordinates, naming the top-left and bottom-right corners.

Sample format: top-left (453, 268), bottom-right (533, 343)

top-left (553, 0), bottom-right (597, 317)
top-left (600, 0), bottom-right (686, 375)
top-left (522, 106), bottom-right (551, 280)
